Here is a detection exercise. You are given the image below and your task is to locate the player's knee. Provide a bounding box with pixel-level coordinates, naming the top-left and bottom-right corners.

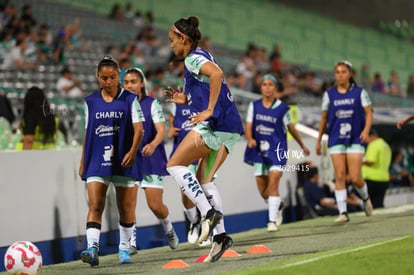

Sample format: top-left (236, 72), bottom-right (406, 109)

top-left (89, 201), bottom-right (105, 214)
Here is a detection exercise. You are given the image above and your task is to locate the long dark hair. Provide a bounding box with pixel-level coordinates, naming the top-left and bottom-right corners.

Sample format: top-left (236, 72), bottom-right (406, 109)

top-left (173, 16), bottom-right (202, 50)
top-left (22, 86), bottom-right (56, 140)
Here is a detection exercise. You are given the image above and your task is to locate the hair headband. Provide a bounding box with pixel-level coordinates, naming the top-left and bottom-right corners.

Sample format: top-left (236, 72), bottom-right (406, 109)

top-left (171, 24), bottom-right (188, 38)
top-left (261, 74), bottom-right (278, 85)
top-left (125, 67), bottom-right (147, 95)
top-left (337, 60), bottom-right (353, 68)
top-left (125, 67), bottom-right (147, 88)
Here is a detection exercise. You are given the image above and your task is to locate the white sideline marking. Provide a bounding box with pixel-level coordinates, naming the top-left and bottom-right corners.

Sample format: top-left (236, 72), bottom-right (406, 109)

top-left (275, 236), bottom-right (409, 270)
top-left (355, 204), bottom-right (414, 216)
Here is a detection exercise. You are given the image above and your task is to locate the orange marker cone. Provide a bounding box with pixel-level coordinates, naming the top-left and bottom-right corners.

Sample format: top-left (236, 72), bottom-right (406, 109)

top-left (222, 249), bottom-right (241, 258)
top-left (246, 245), bottom-right (272, 254)
top-left (194, 254), bottom-right (209, 263)
top-left (162, 259), bottom-right (190, 269)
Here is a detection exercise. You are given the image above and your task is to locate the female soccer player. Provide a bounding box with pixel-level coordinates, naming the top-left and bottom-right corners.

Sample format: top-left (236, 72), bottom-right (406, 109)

top-left (316, 60), bottom-right (373, 222)
top-left (244, 74), bottom-right (310, 232)
top-left (165, 16), bottom-right (244, 262)
top-left (123, 68), bottom-right (179, 253)
top-left (79, 56), bottom-right (144, 266)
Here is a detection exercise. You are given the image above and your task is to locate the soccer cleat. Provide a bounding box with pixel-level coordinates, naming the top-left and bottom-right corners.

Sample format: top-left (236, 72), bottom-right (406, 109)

top-left (129, 245), bottom-right (138, 255)
top-left (363, 197), bottom-right (373, 216)
top-left (334, 212), bottom-right (350, 223)
top-left (276, 201), bottom-right (284, 226)
top-left (267, 222), bottom-right (278, 232)
top-left (118, 249), bottom-right (131, 264)
top-left (166, 229), bottom-right (179, 249)
top-left (199, 236), bottom-right (212, 247)
top-left (203, 234), bottom-right (233, 262)
top-left (187, 222), bottom-right (201, 244)
top-left (198, 208), bottom-right (223, 244)
top-left (80, 247), bottom-right (99, 267)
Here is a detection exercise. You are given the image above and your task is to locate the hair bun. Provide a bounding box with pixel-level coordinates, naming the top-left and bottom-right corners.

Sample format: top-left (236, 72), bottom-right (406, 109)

top-left (98, 55), bottom-right (120, 70)
top-left (187, 16), bottom-right (199, 28)
top-left (102, 55), bottom-right (115, 61)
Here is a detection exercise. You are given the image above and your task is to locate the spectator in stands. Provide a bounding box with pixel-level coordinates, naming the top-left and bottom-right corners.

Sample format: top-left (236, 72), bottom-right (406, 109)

top-left (303, 72), bottom-right (321, 96)
top-left (104, 44), bottom-right (119, 57)
top-left (52, 24), bottom-right (69, 64)
top-left (255, 47), bottom-right (270, 73)
top-left (280, 69), bottom-right (298, 97)
top-left (117, 41), bottom-right (134, 61)
top-left (0, 26), bottom-right (14, 61)
top-left (387, 70), bottom-right (405, 97)
top-left (371, 72), bottom-right (386, 93)
top-left (108, 3), bottom-right (126, 21)
top-left (123, 2), bottom-right (134, 19)
top-left (19, 4), bottom-right (36, 32)
top-left (132, 10), bottom-right (144, 29)
top-left (67, 18), bottom-right (90, 51)
top-left (129, 45), bottom-right (145, 71)
top-left (136, 26), bottom-right (161, 56)
top-left (362, 128), bottom-right (392, 208)
top-left (36, 23), bottom-right (53, 63)
top-left (269, 43), bottom-right (283, 74)
top-left (16, 86), bottom-right (58, 150)
top-left (315, 60), bottom-right (373, 223)
top-left (251, 71), bottom-right (264, 94)
top-left (165, 56), bottom-right (184, 87)
top-left (56, 67), bottom-right (83, 98)
top-left (1, 38), bottom-right (37, 69)
top-left (360, 64), bottom-right (371, 92)
top-left (144, 11), bottom-right (155, 26)
top-left (406, 75), bottom-right (414, 99)
top-left (0, 3), bottom-right (17, 30)
top-left (226, 71), bottom-right (245, 90)
top-left (303, 166), bottom-right (338, 216)
top-left (151, 68), bottom-right (165, 98)
top-left (236, 53), bottom-right (255, 91)
top-left (389, 150), bottom-right (414, 187)
top-left (119, 57), bottom-right (132, 83)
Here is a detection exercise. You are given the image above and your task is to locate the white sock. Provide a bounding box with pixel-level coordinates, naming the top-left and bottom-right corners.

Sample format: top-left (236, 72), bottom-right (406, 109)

top-left (268, 196), bottom-right (281, 222)
top-left (354, 183), bottom-right (369, 200)
top-left (129, 221), bottom-right (137, 247)
top-left (202, 182), bottom-right (225, 234)
top-left (335, 189), bottom-right (348, 214)
top-left (159, 215), bottom-right (173, 233)
top-left (119, 223), bottom-right (134, 250)
top-left (167, 166), bottom-right (211, 216)
top-left (184, 206), bottom-right (199, 224)
top-left (86, 228), bottom-right (100, 250)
